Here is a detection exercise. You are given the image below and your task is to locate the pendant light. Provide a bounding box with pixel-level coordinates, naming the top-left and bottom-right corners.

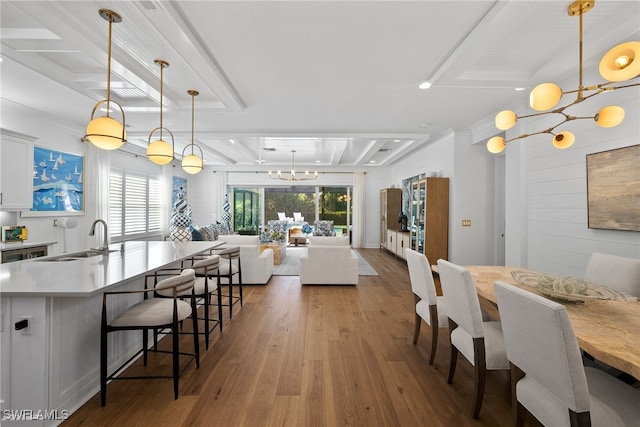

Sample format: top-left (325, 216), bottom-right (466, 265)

top-left (487, 0), bottom-right (640, 154)
top-left (84, 9), bottom-right (127, 150)
top-left (181, 90), bottom-right (203, 174)
top-left (268, 149), bottom-right (318, 181)
top-left (147, 59), bottom-right (175, 165)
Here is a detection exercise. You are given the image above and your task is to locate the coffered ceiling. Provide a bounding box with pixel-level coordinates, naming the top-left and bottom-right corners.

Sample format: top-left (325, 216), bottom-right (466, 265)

top-left (1, 1), bottom-right (638, 170)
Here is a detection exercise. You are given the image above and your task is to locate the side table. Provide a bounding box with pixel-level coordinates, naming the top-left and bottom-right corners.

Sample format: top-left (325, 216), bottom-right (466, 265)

top-left (260, 241), bottom-right (286, 265)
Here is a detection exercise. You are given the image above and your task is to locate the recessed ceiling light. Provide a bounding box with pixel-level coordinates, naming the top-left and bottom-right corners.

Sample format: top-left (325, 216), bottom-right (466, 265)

top-left (315, 160), bottom-right (321, 163)
top-left (515, 87), bottom-right (526, 91)
top-left (418, 81), bottom-right (432, 90)
top-left (368, 160), bottom-right (376, 164)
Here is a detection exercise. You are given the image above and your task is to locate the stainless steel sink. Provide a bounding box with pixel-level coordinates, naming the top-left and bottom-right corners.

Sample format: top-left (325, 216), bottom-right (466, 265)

top-left (69, 250), bottom-right (108, 258)
top-left (36, 249), bottom-right (115, 262)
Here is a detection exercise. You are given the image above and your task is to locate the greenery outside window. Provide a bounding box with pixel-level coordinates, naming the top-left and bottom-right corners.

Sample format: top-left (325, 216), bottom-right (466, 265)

top-left (233, 187), bottom-right (260, 234)
top-left (319, 186), bottom-right (351, 235)
top-left (264, 186), bottom-right (315, 222)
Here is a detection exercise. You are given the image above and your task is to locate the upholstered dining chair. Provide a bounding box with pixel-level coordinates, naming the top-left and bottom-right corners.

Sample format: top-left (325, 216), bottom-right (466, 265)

top-left (584, 252), bottom-right (640, 298)
top-left (494, 281), bottom-right (640, 427)
top-left (100, 269), bottom-right (200, 406)
top-left (213, 246), bottom-right (243, 319)
top-left (436, 259), bottom-right (509, 419)
top-left (405, 249), bottom-right (448, 365)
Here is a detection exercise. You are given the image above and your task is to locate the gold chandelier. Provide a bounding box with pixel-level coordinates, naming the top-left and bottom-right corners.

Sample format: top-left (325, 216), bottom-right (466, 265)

top-left (147, 59), bottom-right (175, 165)
top-left (181, 89), bottom-right (203, 174)
top-left (84, 9), bottom-right (127, 150)
top-left (268, 150), bottom-right (318, 181)
top-left (487, 0), bottom-right (640, 154)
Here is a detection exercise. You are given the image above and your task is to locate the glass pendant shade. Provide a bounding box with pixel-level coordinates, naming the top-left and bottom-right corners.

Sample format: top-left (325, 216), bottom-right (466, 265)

top-left (181, 89), bottom-right (203, 175)
top-left (595, 105), bottom-right (625, 128)
top-left (599, 41), bottom-right (640, 82)
top-left (86, 116), bottom-right (126, 150)
top-left (552, 131), bottom-right (575, 149)
top-left (486, 136), bottom-right (506, 154)
top-left (84, 9), bottom-right (126, 151)
top-left (530, 83), bottom-right (562, 111)
top-left (147, 59), bottom-right (174, 165)
top-left (495, 110), bottom-right (517, 130)
top-left (147, 139), bottom-right (174, 165)
top-left (182, 154), bottom-right (203, 174)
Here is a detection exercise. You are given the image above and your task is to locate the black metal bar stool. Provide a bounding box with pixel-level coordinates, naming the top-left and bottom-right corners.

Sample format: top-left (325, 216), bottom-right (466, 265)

top-left (100, 269), bottom-right (200, 406)
top-left (213, 246), bottom-right (243, 318)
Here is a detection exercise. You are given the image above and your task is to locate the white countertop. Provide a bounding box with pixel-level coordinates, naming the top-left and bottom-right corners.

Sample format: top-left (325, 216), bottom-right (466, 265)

top-left (0, 240), bottom-right (224, 297)
top-left (0, 240), bottom-right (57, 251)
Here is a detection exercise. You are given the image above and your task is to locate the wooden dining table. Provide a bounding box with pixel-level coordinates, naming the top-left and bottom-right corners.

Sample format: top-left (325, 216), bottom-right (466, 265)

top-left (434, 265), bottom-right (640, 380)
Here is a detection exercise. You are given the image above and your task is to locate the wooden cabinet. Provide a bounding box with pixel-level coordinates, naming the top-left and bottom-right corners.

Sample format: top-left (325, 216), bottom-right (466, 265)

top-left (0, 130), bottom-right (35, 210)
top-left (410, 177), bottom-right (449, 263)
top-left (379, 188), bottom-right (401, 250)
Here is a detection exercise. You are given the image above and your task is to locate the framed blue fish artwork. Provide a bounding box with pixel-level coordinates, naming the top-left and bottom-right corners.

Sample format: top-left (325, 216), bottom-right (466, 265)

top-left (22, 146), bottom-right (85, 216)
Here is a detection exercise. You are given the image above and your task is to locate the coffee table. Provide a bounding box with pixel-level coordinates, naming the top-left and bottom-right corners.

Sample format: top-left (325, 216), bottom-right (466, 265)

top-left (289, 233), bottom-right (309, 246)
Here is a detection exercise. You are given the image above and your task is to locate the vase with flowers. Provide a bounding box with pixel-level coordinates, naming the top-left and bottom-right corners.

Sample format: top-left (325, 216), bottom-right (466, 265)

top-left (269, 231), bottom-right (286, 242)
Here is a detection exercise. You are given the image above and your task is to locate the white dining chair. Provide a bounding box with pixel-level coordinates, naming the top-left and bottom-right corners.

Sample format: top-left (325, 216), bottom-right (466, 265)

top-left (584, 252), bottom-right (640, 298)
top-left (494, 281), bottom-right (640, 427)
top-left (436, 259), bottom-right (509, 419)
top-left (405, 249), bottom-right (448, 365)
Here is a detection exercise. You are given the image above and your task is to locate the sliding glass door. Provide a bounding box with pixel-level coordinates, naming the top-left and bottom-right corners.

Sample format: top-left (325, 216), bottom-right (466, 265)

top-left (230, 185), bottom-right (352, 237)
top-left (264, 186), bottom-right (315, 222)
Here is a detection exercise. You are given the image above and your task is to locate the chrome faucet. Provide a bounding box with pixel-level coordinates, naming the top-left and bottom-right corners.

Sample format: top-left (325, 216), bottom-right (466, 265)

top-left (89, 219), bottom-right (109, 252)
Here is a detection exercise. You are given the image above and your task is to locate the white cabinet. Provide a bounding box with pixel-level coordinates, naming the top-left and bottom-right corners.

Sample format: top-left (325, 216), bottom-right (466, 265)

top-left (0, 130), bottom-right (35, 210)
top-left (386, 229), bottom-right (410, 259)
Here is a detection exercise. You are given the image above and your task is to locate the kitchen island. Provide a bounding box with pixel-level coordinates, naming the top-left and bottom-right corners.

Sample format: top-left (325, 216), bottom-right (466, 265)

top-left (0, 240), bottom-right (224, 425)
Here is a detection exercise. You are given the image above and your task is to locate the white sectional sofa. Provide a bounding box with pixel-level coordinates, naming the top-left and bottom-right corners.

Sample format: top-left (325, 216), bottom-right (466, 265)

top-left (216, 235), bottom-right (274, 285)
top-left (299, 236), bottom-right (358, 285)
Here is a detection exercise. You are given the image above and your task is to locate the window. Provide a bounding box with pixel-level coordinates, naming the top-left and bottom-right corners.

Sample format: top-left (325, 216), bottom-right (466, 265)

top-left (109, 169), bottom-right (162, 240)
top-left (319, 186), bottom-right (351, 235)
top-left (233, 187), bottom-right (260, 234)
top-left (264, 186), bottom-right (315, 222)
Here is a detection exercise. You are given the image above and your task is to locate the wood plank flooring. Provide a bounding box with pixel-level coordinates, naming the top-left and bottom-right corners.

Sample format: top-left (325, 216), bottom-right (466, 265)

top-left (63, 249), bottom-right (518, 427)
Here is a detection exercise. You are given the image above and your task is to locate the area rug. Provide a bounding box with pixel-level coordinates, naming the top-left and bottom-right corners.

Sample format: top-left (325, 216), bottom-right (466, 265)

top-left (272, 247), bottom-right (378, 276)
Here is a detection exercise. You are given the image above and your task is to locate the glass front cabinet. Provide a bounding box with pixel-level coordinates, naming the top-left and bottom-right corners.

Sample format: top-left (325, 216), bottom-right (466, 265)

top-left (409, 177), bottom-right (449, 263)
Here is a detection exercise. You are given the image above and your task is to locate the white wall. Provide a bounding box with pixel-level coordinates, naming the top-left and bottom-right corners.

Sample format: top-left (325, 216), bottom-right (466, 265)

top-left (361, 168), bottom-right (392, 248)
top-left (390, 131), bottom-right (497, 265)
top-left (498, 58), bottom-right (640, 277)
top-left (1, 102), bottom-right (94, 254)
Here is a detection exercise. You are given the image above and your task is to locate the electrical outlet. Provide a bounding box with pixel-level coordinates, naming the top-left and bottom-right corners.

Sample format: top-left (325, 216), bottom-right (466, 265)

top-left (462, 219), bottom-right (471, 227)
top-left (17, 316), bottom-right (32, 335)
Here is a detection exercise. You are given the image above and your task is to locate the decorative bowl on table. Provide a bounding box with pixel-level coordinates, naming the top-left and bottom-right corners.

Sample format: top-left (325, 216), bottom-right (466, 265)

top-left (510, 270), bottom-right (638, 303)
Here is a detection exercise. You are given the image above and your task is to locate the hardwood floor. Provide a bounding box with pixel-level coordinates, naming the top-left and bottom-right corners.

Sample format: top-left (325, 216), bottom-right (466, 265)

top-left (63, 249), bottom-right (516, 427)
